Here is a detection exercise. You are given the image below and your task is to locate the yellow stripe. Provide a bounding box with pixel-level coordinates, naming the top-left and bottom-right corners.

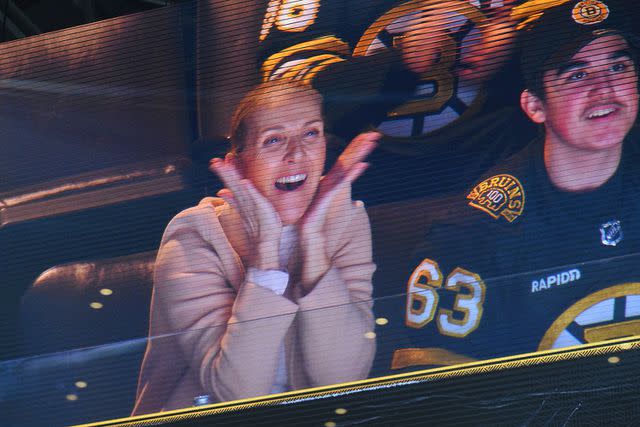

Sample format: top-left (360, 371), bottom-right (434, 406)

top-left (511, 0), bottom-right (573, 21)
top-left (515, 12), bottom-right (545, 30)
top-left (278, 59), bottom-right (317, 81)
top-left (261, 36), bottom-right (350, 82)
top-left (76, 337), bottom-right (640, 426)
top-left (274, 54), bottom-right (343, 82)
top-left (392, 347), bottom-right (477, 369)
top-left (354, 0), bottom-right (485, 57)
top-left (539, 283), bottom-right (640, 350)
top-left (584, 320), bottom-right (640, 343)
top-left (301, 57), bottom-right (345, 84)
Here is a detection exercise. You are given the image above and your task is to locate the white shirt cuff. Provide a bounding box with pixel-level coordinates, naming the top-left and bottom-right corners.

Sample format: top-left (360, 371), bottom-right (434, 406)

top-left (246, 267), bottom-right (289, 296)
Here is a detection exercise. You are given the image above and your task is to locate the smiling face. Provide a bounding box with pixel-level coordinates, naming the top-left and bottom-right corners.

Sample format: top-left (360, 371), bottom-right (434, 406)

top-left (522, 35), bottom-right (639, 154)
top-left (236, 86), bottom-right (326, 225)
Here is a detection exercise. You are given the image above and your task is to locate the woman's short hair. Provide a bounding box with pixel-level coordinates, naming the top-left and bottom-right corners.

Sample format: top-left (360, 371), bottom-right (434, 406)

top-left (228, 80), bottom-right (323, 153)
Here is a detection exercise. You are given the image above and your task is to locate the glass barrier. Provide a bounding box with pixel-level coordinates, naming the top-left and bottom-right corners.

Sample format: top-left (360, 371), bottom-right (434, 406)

top-left (2, 0), bottom-right (640, 426)
top-left (5, 251), bottom-right (640, 426)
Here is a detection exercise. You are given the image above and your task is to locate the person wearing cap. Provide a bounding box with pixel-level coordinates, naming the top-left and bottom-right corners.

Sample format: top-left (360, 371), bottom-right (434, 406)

top-left (380, 0), bottom-right (640, 372)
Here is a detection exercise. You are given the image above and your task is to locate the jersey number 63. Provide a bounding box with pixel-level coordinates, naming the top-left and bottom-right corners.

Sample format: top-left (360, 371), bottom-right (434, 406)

top-left (406, 258), bottom-right (486, 337)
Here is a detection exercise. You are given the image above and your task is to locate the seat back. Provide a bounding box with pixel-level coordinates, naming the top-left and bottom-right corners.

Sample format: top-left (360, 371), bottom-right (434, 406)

top-left (21, 251), bottom-right (156, 355)
top-left (16, 251), bottom-right (156, 426)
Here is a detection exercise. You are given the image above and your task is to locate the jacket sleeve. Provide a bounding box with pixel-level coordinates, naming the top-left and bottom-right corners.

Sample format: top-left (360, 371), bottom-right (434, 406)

top-left (294, 201), bottom-right (376, 385)
top-left (153, 205), bottom-right (299, 402)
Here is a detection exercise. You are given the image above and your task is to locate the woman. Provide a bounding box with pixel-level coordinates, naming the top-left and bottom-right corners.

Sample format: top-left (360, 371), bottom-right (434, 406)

top-left (132, 81), bottom-right (379, 415)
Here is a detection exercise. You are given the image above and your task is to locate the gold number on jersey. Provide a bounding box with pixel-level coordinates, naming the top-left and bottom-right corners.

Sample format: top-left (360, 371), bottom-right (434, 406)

top-left (393, 35), bottom-right (456, 116)
top-left (406, 260), bottom-right (486, 337)
top-left (277, 0), bottom-right (320, 32)
top-left (406, 259), bottom-right (443, 328)
top-left (260, 0), bottom-right (320, 41)
top-left (437, 267), bottom-right (486, 337)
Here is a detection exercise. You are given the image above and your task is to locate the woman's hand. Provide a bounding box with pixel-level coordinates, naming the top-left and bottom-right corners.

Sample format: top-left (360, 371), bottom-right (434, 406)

top-left (209, 154), bottom-right (283, 270)
top-left (297, 131), bottom-right (380, 294)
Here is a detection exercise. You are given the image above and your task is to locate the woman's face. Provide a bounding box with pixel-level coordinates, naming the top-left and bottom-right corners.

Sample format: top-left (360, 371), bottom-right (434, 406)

top-left (237, 89), bottom-right (326, 225)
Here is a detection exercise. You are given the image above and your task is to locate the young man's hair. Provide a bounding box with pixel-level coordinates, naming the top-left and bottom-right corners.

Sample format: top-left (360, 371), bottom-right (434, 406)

top-left (524, 41), bottom-right (639, 101)
top-left (518, 0), bottom-right (639, 100)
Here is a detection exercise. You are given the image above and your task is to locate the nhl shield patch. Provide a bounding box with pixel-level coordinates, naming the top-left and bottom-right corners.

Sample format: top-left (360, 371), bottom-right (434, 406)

top-left (600, 220), bottom-right (623, 246)
top-left (467, 174), bottom-right (525, 222)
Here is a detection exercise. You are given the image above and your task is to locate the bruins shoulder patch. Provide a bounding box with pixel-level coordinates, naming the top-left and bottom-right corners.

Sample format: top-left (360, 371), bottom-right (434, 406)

top-left (466, 174), bottom-right (525, 222)
top-left (572, 0), bottom-right (609, 25)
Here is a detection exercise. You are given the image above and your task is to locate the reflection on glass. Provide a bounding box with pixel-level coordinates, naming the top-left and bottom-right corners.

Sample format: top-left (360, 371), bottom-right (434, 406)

top-left (6, 252), bottom-right (640, 425)
top-left (6, 1), bottom-right (640, 426)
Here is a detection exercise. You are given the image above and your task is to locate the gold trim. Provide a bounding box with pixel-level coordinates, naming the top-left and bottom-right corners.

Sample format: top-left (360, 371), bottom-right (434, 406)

top-left (261, 36), bottom-right (350, 82)
top-left (353, 0), bottom-right (486, 118)
top-left (405, 258), bottom-right (442, 329)
top-left (538, 283), bottom-right (640, 350)
top-left (467, 174), bottom-right (525, 222)
top-left (301, 57), bottom-right (345, 84)
top-left (437, 267), bottom-right (486, 338)
top-left (392, 347), bottom-right (478, 369)
top-left (75, 336), bottom-right (640, 427)
top-left (277, 53), bottom-right (344, 83)
top-left (278, 60), bottom-right (314, 81)
top-left (515, 12), bottom-right (545, 30)
top-left (353, 0), bottom-right (484, 58)
top-left (584, 319), bottom-right (640, 343)
top-left (510, 0), bottom-right (573, 22)
top-left (274, 0), bottom-right (320, 34)
top-left (276, 54), bottom-right (341, 81)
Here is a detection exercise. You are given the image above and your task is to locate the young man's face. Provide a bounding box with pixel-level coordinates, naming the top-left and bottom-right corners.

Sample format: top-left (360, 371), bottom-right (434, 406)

top-left (523, 35), bottom-right (638, 153)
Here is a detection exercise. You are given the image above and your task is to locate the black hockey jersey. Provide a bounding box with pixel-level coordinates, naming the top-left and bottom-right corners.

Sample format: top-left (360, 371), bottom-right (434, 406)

top-left (257, 0), bottom-right (523, 139)
top-left (375, 138), bottom-right (640, 373)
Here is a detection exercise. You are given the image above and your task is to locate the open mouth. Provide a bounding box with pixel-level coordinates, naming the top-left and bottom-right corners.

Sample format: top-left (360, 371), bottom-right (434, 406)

top-left (275, 174), bottom-right (307, 191)
top-left (586, 106), bottom-right (617, 119)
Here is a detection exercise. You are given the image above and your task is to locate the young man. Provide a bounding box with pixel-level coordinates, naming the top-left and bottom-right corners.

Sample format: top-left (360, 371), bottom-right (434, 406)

top-left (385, 0), bottom-right (640, 371)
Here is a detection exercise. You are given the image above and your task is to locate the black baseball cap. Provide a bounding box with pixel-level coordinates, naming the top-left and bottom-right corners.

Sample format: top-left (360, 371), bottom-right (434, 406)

top-left (518, 0), bottom-right (639, 92)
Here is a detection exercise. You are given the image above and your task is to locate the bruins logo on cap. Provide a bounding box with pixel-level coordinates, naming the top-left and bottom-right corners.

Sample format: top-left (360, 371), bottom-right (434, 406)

top-left (467, 174), bottom-right (525, 222)
top-left (572, 0), bottom-right (609, 25)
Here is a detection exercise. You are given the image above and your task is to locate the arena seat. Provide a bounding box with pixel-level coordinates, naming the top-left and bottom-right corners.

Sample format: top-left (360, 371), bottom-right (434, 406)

top-left (14, 195), bottom-right (453, 426)
top-left (15, 251), bottom-right (156, 426)
top-left (21, 251), bottom-right (156, 355)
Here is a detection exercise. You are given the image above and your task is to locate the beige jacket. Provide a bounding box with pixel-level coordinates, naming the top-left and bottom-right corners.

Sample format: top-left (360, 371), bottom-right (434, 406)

top-left (132, 197), bottom-right (376, 415)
